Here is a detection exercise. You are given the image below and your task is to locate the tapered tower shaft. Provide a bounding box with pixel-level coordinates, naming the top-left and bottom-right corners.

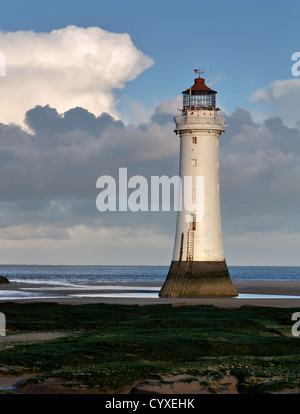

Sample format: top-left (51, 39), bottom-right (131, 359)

top-left (159, 72), bottom-right (237, 298)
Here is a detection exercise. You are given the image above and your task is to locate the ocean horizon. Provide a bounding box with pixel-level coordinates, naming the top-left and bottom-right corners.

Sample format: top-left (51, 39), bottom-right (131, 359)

top-left (1, 265), bottom-right (300, 286)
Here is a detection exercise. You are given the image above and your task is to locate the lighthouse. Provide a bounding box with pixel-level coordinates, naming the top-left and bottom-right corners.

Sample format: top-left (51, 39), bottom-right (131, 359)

top-left (159, 70), bottom-right (237, 298)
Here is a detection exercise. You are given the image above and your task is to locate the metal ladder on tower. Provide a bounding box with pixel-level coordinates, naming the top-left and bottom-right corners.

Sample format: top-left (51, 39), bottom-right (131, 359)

top-left (186, 230), bottom-right (194, 273)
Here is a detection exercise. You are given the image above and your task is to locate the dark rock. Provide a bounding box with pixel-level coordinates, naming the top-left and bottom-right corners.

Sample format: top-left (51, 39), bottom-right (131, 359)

top-left (0, 275), bottom-right (9, 284)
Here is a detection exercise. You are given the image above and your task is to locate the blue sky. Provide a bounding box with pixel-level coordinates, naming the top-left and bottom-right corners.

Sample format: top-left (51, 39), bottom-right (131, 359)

top-left (0, 0), bottom-right (300, 265)
top-left (1, 0), bottom-right (299, 115)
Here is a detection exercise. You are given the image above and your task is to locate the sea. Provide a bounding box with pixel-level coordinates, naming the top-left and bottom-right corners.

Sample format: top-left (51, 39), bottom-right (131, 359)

top-left (0, 265), bottom-right (300, 285)
top-left (0, 265), bottom-right (300, 301)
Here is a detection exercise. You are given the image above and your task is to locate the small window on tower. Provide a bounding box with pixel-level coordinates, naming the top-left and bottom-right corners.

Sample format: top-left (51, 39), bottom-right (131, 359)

top-left (191, 159), bottom-right (197, 167)
top-left (192, 137), bottom-right (197, 144)
top-left (190, 214), bottom-right (196, 230)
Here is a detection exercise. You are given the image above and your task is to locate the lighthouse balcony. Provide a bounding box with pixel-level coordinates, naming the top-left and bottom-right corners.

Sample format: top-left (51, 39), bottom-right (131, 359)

top-left (174, 114), bottom-right (225, 132)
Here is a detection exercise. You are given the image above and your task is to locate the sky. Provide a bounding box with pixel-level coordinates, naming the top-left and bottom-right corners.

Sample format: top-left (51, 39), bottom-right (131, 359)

top-left (0, 0), bottom-right (300, 265)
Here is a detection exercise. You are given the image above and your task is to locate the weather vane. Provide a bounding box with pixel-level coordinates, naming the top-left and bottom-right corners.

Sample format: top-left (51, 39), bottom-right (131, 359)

top-left (194, 68), bottom-right (204, 78)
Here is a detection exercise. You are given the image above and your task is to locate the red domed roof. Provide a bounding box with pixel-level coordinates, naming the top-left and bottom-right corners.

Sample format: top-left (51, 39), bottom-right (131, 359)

top-left (182, 77), bottom-right (217, 94)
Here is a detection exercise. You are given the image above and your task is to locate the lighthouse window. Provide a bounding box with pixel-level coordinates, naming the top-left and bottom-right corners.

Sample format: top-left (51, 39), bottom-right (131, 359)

top-left (191, 159), bottom-right (197, 167)
top-left (190, 214), bottom-right (197, 231)
top-left (192, 137), bottom-right (197, 144)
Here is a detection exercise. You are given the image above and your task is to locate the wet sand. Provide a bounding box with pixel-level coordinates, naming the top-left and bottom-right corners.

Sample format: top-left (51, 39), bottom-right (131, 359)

top-left (1, 280), bottom-right (300, 307)
top-left (1, 282), bottom-right (300, 394)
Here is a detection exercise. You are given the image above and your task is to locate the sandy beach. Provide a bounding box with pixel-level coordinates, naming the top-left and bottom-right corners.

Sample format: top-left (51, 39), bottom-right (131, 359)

top-left (1, 280), bottom-right (300, 307)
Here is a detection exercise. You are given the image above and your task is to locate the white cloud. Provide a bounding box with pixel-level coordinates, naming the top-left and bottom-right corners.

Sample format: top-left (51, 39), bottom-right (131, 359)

top-left (0, 224), bottom-right (173, 265)
top-left (225, 230), bottom-right (300, 266)
top-left (119, 95), bottom-right (182, 126)
top-left (250, 78), bottom-right (300, 127)
top-left (0, 25), bottom-right (154, 127)
top-left (0, 224), bottom-right (68, 240)
top-left (120, 100), bottom-right (154, 125)
top-left (154, 95), bottom-right (182, 115)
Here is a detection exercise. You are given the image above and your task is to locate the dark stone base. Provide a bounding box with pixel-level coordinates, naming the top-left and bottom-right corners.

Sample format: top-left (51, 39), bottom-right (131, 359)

top-left (159, 260), bottom-right (238, 298)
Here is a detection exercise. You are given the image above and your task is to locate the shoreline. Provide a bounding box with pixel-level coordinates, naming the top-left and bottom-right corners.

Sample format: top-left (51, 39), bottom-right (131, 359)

top-left (1, 280), bottom-right (300, 308)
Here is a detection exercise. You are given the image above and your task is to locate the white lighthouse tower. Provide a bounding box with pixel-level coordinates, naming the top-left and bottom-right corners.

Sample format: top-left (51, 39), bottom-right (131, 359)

top-left (159, 70), bottom-right (237, 298)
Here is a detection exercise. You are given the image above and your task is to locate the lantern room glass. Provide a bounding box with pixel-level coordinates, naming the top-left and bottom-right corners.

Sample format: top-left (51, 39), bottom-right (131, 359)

top-left (183, 92), bottom-right (216, 110)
